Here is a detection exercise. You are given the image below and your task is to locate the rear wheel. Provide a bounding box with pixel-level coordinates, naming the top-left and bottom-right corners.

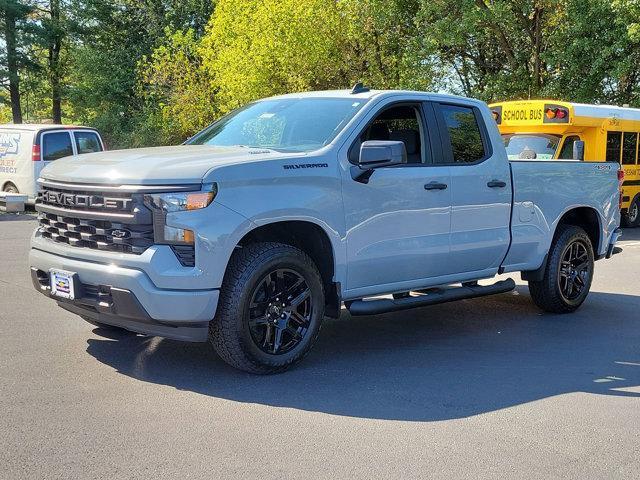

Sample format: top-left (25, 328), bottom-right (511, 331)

top-left (209, 242), bottom-right (325, 374)
top-left (528, 225), bottom-right (594, 313)
top-left (622, 196), bottom-right (640, 227)
top-left (2, 183), bottom-right (18, 193)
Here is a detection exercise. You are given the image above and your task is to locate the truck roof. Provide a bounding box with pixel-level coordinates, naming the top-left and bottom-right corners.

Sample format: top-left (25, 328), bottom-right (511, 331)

top-left (0, 123), bottom-right (94, 132)
top-left (270, 89), bottom-right (481, 105)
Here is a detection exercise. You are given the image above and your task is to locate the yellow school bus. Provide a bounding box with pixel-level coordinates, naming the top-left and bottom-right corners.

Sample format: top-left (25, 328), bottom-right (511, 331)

top-left (489, 99), bottom-right (640, 226)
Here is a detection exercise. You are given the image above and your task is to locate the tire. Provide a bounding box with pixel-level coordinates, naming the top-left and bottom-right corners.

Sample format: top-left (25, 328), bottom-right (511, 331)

top-left (2, 183), bottom-right (18, 194)
top-left (209, 242), bottom-right (325, 374)
top-left (528, 225), bottom-right (595, 313)
top-left (622, 196), bottom-right (640, 227)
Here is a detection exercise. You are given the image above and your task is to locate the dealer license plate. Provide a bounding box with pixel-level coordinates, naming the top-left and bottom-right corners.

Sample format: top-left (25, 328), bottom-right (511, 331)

top-left (50, 269), bottom-right (76, 300)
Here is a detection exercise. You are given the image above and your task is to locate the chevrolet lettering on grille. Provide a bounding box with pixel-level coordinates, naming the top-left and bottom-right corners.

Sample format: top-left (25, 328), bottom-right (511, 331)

top-left (42, 190), bottom-right (132, 210)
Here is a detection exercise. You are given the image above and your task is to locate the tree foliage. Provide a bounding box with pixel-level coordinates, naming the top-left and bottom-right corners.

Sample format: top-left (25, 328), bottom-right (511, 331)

top-left (1, 0), bottom-right (640, 147)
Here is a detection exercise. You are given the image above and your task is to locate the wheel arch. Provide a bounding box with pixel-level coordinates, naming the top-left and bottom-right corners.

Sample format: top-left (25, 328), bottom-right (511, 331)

top-left (235, 220), bottom-right (341, 318)
top-left (554, 206), bottom-right (602, 255)
top-left (2, 181), bottom-right (18, 192)
top-left (522, 206), bottom-right (601, 284)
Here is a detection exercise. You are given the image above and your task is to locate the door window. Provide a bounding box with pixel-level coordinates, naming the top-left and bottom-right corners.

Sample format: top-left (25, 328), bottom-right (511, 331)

top-left (622, 132), bottom-right (638, 165)
top-left (352, 104), bottom-right (426, 164)
top-left (74, 131), bottom-right (103, 154)
top-left (42, 132), bottom-right (73, 161)
top-left (437, 104), bottom-right (486, 163)
top-left (558, 135), bottom-right (581, 159)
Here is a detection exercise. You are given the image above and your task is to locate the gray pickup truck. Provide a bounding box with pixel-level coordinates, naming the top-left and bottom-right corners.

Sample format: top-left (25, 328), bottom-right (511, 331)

top-left (29, 87), bottom-right (622, 373)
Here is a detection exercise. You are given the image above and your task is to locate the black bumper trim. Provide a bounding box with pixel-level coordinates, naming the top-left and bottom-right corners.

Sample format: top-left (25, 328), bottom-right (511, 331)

top-left (30, 268), bottom-right (209, 342)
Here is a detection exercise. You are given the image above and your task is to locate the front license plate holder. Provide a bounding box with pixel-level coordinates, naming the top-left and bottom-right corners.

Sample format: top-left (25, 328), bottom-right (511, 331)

top-left (49, 269), bottom-right (77, 300)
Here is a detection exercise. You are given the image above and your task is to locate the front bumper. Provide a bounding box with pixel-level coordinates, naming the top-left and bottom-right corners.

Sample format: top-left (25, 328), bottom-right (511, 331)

top-left (29, 247), bottom-right (219, 342)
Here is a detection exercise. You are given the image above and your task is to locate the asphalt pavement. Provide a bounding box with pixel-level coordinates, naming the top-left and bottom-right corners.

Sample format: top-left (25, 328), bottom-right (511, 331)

top-left (1, 214), bottom-right (639, 479)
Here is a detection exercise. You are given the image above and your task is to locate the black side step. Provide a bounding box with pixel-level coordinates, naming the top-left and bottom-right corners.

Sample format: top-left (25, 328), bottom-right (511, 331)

top-left (345, 278), bottom-right (516, 316)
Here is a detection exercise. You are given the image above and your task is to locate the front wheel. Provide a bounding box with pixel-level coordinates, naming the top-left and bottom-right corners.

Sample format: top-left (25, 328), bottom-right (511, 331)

top-left (528, 225), bottom-right (594, 313)
top-left (622, 196), bottom-right (640, 227)
top-left (209, 242), bottom-right (325, 374)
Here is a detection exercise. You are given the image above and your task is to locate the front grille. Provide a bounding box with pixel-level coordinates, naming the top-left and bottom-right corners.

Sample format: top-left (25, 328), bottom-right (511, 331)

top-left (38, 212), bottom-right (154, 254)
top-left (37, 186), bottom-right (134, 215)
top-left (36, 182), bottom-right (196, 265)
top-left (36, 183), bottom-right (154, 255)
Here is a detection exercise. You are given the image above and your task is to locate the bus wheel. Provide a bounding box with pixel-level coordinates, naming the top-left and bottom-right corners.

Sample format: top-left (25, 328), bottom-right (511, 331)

top-left (622, 197), bottom-right (640, 227)
top-left (2, 183), bottom-right (18, 194)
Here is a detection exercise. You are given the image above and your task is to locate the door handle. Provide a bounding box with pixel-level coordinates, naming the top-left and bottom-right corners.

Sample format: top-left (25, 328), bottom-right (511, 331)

top-left (424, 182), bottom-right (448, 191)
top-left (487, 180), bottom-right (507, 188)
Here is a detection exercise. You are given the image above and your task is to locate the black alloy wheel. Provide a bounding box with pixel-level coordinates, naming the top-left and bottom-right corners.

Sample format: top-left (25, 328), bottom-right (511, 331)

top-left (209, 242), bottom-right (325, 374)
top-left (248, 268), bottom-right (313, 355)
top-left (558, 239), bottom-right (592, 303)
top-left (528, 225), bottom-right (594, 313)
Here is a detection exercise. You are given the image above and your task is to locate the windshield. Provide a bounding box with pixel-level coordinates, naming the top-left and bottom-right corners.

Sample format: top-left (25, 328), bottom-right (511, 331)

top-left (187, 97), bottom-right (367, 152)
top-left (502, 133), bottom-right (561, 160)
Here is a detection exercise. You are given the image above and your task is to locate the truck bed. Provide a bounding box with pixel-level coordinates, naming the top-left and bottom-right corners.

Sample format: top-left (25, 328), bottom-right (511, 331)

top-left (502, 160), bottom-right (620, 273)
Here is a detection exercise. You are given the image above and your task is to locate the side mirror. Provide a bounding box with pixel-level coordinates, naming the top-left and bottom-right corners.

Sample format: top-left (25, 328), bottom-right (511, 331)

top-left (573, 140), bottom-right (585, 161)
top-left (352, 140), bottom-right (407, 183)
top-left (359, 140), bottom-right (407, 168)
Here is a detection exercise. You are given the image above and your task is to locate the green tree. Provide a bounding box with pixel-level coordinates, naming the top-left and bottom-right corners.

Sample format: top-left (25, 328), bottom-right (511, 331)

top-left (0, 0), bottom-right (36, 122)
top-left (61, 0), bottom-right (214, 145)
top-left (416, 0), bottom-right (560, 101)
top-left (138, 28), bottom-right (215, 143)
top-left (340, 0), bottom-right (435, 90)
top-left (31, 0), bottom-right (69, 123)
top-left (199, 0), bottom-right (348, 113)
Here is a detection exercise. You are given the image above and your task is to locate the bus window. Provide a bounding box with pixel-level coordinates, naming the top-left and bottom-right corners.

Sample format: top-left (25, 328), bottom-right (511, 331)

top-left (622, 132), bottom-right (638, 165)
top-left (502, 133), bottom-right (560, 160)
top-left (606, 131), bottom-right (622, 162)
top-left (558, 135), bottom-right (581, 159)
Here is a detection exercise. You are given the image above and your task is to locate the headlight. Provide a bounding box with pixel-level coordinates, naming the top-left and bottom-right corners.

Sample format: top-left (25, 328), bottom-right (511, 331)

top-left (145, 183), bottom-right (217, 245)
top-left (145, 183), bottom-right (217, 213)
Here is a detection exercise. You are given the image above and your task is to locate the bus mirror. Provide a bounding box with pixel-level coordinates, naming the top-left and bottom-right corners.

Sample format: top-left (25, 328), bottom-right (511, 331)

top-left (573, 140), bottom-right (585, 161)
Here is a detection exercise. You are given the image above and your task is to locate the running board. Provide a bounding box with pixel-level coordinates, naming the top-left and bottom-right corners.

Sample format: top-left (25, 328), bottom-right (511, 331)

top-left (345, 278), bottom-right (516, 316)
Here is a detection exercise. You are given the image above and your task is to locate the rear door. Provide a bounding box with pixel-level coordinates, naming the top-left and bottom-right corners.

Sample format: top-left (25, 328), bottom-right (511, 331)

top-left (432, 101), bottom-right (512, 274)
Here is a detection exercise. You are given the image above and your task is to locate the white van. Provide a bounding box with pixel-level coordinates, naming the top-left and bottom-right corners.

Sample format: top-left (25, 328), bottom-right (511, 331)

top-left (0, 124), bottom-right (105, 203)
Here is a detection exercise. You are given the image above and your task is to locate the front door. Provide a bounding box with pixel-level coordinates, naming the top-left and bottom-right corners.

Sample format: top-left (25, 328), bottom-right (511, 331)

top-left (341, 101), bottom-right (452, 297)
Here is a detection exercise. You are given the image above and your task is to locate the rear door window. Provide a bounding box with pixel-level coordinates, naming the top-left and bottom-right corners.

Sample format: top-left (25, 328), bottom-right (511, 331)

top-left (42, 132), bottom-right (73, 161)
top-left (74, 131), bottom-right (103, 154)
top-left (436, 104), bottom-right (486, 164)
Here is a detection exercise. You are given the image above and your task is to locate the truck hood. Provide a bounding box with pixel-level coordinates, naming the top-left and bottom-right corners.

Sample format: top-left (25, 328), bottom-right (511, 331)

top-left (40, 145), bottom-right (287, 185)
